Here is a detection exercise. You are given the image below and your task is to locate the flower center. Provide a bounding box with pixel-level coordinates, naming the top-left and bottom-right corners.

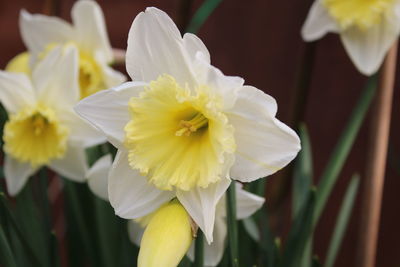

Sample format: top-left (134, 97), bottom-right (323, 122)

top-left (124, 75), bottom-right (236, 191)
top-left (323, 0), bottom-right (394, 30)
top-left (79, 52), bottom-right (104, 99)
top-left (3, 104), bottom-right (69, 167)
top-left (175, 112), bottom-right (208, 137)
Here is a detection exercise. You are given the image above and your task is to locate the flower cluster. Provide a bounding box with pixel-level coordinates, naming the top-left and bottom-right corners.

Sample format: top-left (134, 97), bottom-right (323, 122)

top-left (6, 0), bottom-right (397, 266)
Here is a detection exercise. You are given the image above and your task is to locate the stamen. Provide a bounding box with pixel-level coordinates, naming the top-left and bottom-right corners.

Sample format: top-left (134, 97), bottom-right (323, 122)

top-left (31, 114), bottom-right (47, 136)
top-left (175, 113), bottom-right (208, 136)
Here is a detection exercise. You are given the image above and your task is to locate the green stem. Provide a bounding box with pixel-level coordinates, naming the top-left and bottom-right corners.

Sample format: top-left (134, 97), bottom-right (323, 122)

top-left (226, 183), bottom-right (239, 267)
top-left (193, 231), bottom-right (204, 267)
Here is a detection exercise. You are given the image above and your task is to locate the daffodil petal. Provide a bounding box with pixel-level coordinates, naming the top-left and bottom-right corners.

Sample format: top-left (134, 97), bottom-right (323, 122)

top-left (193, 54), bottom-right (244, 109)
top-left (100, 62), bottom-right (127, 88)
top-left (236, 184), bottom-right (265, 219)
top-left (126, 7), bottom-right (196, 86)
top-left (340, 10), bottom-right (400, 75)
top-left (19, 10), bottom-right (74, 58)
top-left (4, 156), bottom-right (37, 196)
top-left (187, 215), bottom-right (226, 267)
top-left (183, 33), bottom-right (211, 64)
top-left (128, 220), bottom-right (145, 247)
top-left (75, 82), bottom-right (146, 148)
top-left (177, 177), bottom-right (231, 244)
top-left (86, 154), bottom-right (111, 201)
top-left (71, 0), bottom-right (113, 63)
top-left (32, 46), bottom-right (79, 108)
top-left (0, 71), bottom-right (35, 113)
top-left (228, 85), bottom-right (301, 182)
top-left (301, 0), bottom-right (339, 41)
top-left (48, 144), bottom-right (87, 182)
top-left (59, 109), bottom-right (105, 147)
top-left (109, 150), bottom-right (175, 219)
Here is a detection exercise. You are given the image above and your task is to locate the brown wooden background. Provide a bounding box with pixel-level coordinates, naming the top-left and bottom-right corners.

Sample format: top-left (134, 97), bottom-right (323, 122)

top-left (1, 0), bottom-right (399, 266)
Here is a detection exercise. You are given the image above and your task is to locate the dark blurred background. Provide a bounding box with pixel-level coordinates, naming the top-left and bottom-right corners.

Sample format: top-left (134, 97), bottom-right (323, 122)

top-left (0, 0), bottom-right (399, 266)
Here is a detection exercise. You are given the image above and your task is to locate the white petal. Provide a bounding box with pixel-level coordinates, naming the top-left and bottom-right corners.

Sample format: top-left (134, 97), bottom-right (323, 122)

top-left (187, 216), bottom-right (227, 267)
top-left (109, 150), bottom-right (174, 219)
top-left (48, 144), bottom-right (88, 182)
top-left (177, 178), bottom-right (231, 244)
top-left (4, 156), bottom-right (36, 196)
top-left (340, 11), bottom-right (400, 75)
top-left (301, 0), bottom-right (339, 41)
top-left (101, 63), bottom-right (127, 88)
top-left (59, 109), bottom-right (106, 147)
top-left (194, 54), bottom-right (244, 109)
top-left (127, 220), bottom-right (145, 247)
top-left (71, 0), bottom-right (113, 63)
top-left (0, 71), bottom-right (35, 113)
top-left (86, 154), bottom-right (111, 201)
top-left (235, 183), bottom-right (265, 219)
top-left (74, 82), bottom-right (145, 148)
top-left (126, 7), bottom-right (196, 86)
top-left (32, 45), bottom-right (79, 108)
top-left (19, 10), bottom-right (74, 58)
top-left (227, 86), bottom-right (301, 182)
top-left (183, 33), bottom-right (210, 64)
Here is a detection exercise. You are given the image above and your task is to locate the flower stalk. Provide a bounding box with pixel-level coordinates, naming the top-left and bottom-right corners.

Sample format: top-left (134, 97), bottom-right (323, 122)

top-left (193, 231), bottom-right (204, 267)
top-left (226, 183), bottom-right (239, 267)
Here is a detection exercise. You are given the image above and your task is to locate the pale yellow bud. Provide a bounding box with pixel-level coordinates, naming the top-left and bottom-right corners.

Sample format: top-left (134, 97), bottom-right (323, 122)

top-left (5, 52), bottom-right (31, 75)
top-left (138, 200), bottom-right (193, 267)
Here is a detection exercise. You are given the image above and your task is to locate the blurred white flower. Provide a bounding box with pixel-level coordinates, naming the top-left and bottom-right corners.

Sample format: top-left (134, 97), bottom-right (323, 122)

top-left (19, 0), bottom-right (126, 98)
top-left (0, 46), bottom-right (104, 196)
top-left (302, 0), bottom-right (400, 75)
top-left (86, 156), bottom-right (265, 267)
top-left (76, 7), bottom-right (300, 243)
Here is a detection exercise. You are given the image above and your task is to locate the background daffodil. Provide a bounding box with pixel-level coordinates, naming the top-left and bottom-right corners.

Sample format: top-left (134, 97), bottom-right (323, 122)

top-left (75, 7), bottom-right (300, 244)
top-left (19, 0), bottom-right (126, 99)
top-left (0, 46), bottom-right (104, 196)
top-left (302, 0), bottom-right (400, 75)
top-left (86, 155), bottom-right (265, 267)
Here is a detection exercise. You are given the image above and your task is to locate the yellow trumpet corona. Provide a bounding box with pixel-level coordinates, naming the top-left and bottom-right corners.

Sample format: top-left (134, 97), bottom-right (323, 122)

top-left (5, 52), bottom-right (31, 74)
top-left (138, 201), bottom-right (193, 267)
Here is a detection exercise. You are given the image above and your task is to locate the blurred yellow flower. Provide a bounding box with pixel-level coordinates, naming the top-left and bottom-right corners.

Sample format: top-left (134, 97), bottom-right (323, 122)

top-left (19, 0), bottom-right (125, 99)
top-left (5, 52), bottom-right (31, 74)
top-left (0, 46), bottom-right (104, 196)
top-left (302, 0), bottom-right (400, 75)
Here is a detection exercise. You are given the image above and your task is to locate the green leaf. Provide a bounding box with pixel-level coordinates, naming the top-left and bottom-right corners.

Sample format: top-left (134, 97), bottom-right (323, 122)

top-left (186, 0), bottom-right (223, 33)
top-left (293, 123), bottom-right (313, 218)
top-left (324, 175), bottom-right (360, 267)
top-left (63, 179), bottom-right (99, 266)
top-left (0, 225), bottom-right (17, 267)
top-left (242, 217), bottom-right (260, 242)
top-left (50, 232), bottom-right (61, 267)
top-left (315, 75), bottom-right (377, 223)
top-left (0, 192), bottom-right (43, 267)
top-left (259, 207), bottom-right (276, 267)
top-left (93, 197), bottom-right (120, 267)
top-left (280, 189), bottom-right (316, 267)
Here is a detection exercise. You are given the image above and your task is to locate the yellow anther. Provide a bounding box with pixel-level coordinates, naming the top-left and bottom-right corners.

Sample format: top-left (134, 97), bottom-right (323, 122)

top-left (175, 112), bottom-right (208, 137)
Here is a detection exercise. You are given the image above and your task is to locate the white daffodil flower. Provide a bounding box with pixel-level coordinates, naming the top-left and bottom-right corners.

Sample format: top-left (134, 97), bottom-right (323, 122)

top-left (0, 46), bottom-right (104, 196)
top-left (19, 0), bottom-right (126, 99)
top-left (86, 156), bottom-right (265, 267)
top-left (302, 0), bottom-right (400, 75)
top-left (75, 7), bottom-right (300, 244)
